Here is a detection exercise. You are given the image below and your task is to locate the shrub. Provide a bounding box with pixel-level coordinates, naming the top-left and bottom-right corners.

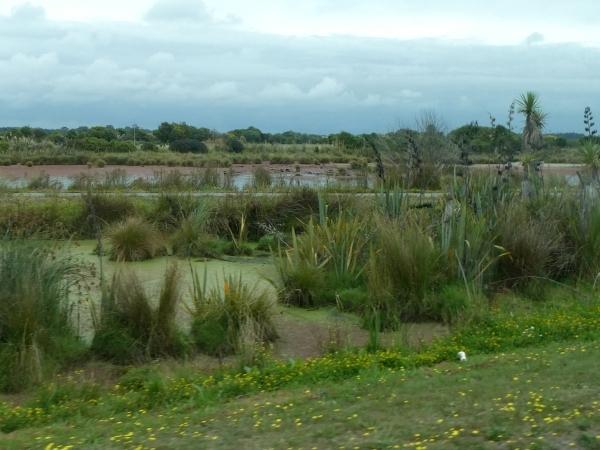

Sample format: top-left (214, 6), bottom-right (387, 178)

top-left (189, 270), bottom-right (277, 358)
top-left (336, 287), bottom-right (369, 313)
top-left (92, 264), bottom-right (188, 363)
top-left (0, 242), bottom-right (85, 392)
top-left (223, 240), bottom-right (254, 256)
top-left (78, 194), bottom-right (136, 237)
top-left (256, 234), bottom-right (285, 252)
top-left (226, 137), bottom-right (245, 153)
top-left (108, 217), bottom-right (165, 262)
top-left (87, 158), bottom-right (106, 168)
top-left (169, 139), bottom-right (208, 154)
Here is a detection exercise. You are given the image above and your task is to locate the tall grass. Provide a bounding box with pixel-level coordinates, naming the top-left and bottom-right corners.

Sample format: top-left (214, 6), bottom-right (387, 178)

top-left (0, 242), bottom-right (85, 392)
top-left (494, 205), bottom-right (564, 287)
top-left (108, 217), bottom-right (166, 262)
top-left (275, 215), bottom-right (369, 307)
top-left (367, 217), bottom-right (443, 324)
top-left (189, 269), bottom-right (277, 359)
top-left (91, 264), bottom-right (187, 363)
top-left (170, 205), bottom-right (225, 258)
top-left (252, 167), bottom-right (272, 189)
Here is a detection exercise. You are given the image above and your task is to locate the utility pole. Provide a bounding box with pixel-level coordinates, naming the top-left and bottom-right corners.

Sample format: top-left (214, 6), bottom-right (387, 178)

top-left (133, 123), bottom-right (138, 148)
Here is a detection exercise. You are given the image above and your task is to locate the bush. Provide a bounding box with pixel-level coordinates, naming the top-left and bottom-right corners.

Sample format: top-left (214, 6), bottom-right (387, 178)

top-left (0, 242), bottom-right (86, 392)
top-left (336, 287), bottom-right (369, 313)
top-left (92, 265), bottom-right (188, 363)
top-left (108, 217), bottom-right (165, 262)
top-left (88, 158), bottom-right (106, 168)
top-left (226, 137), bottom-right (245, 153)
top-left (141, 142), bottom-right (157, 151)
top-left (78, 194), bottom-right (136, 237)
top-left (189, 270), bottom-right (277, 358)
top-left (256, 234), bottom-right (285, 252)
top-left (169, 139), bottom-right (208, 154)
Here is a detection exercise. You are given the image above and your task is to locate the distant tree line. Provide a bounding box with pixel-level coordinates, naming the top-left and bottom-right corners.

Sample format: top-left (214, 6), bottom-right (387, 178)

top-left (0, 120), bottom-right (585, 156)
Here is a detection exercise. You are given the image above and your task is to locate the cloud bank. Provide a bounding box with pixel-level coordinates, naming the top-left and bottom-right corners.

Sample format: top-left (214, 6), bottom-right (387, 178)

top-left (0, 1), bottom-right (599, 133)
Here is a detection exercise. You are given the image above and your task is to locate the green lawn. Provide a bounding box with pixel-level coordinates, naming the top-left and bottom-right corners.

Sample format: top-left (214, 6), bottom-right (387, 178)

top-left (3, 339), bottom-right (600, 450)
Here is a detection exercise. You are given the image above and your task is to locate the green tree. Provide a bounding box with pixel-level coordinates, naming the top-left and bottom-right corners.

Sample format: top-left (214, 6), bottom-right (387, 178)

top-left (156, 122), bottom-right (175, 143)
top-left (225, 136), bottom-right (244, 153)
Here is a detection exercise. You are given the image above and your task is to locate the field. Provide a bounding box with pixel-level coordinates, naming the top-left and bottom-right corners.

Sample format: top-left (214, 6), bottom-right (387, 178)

top-left (3, 340), bottom-right (599, 449)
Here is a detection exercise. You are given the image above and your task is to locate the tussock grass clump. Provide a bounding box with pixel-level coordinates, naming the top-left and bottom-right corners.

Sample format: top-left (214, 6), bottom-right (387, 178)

top-left (108, 217), bottom-right (166, 262)
top-left (171, 206), bottom-right (226, 258)
top-left (150, 194), bottom-right (200, 232)
top-left (275, 215), bottom-right (369, 308)
top-left (189, 270), bottom-right (277, 358)
top-left (92, 264), bottom-right (187, 363)
top-left (367, 217), bottom-right (443, 324)
top-left (0, 241), bottom-right (85, 392)
top-left (494, 206), bottom-right (564, 287)
top-left (172, 225), bottom-right (225, 259)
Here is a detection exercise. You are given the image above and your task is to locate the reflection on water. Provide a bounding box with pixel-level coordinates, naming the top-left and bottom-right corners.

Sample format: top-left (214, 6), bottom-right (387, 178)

top-left (0, 165), bottom-right (583, 191)
top-left (0, 171), bottom-right (374, 190)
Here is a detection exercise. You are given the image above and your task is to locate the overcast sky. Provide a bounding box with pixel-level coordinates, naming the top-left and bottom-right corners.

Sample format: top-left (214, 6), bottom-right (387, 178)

top-left (1, 1), bottom-right (599, 133)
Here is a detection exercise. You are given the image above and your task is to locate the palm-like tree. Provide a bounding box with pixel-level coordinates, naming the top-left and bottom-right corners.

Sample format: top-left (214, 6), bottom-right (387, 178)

top-left (515, 92), bottom-right (547, 152)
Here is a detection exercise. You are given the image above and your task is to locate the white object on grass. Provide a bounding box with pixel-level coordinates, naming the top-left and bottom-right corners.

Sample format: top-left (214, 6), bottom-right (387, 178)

top-left (457, 351), bottom-right (467, 362)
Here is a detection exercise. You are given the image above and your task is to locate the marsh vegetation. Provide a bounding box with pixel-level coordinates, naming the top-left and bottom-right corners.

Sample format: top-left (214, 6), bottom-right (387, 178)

top-left (3, 95), bottom-right (600, 448)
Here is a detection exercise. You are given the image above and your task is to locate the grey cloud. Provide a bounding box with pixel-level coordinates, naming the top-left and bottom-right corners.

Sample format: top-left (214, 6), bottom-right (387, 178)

top-left (524, 32), bottom-right (545, 46)
top-left (10, 2), bottom-right (45, 21)
top-left (0, 9), bottom-right (599, 133)
top-left (145, 0), bottom-right (212, 22)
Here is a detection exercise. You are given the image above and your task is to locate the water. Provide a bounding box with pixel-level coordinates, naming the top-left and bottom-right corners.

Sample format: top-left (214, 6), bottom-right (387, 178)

top-left (0, 172), bottom-right (373, 191)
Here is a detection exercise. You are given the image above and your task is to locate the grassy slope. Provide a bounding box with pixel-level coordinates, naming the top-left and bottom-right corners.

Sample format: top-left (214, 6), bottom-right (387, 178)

top-left (3, 340), bottom-right (600, 450)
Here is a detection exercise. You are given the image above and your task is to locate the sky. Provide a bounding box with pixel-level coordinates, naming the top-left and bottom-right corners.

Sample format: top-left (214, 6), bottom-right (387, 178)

top-left (0, 0), bottom-right (599, 134)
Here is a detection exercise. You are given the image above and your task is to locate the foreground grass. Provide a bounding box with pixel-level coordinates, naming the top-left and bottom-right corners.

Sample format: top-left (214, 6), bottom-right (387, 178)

top-left (2, 339), bottom-right (599, 449)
